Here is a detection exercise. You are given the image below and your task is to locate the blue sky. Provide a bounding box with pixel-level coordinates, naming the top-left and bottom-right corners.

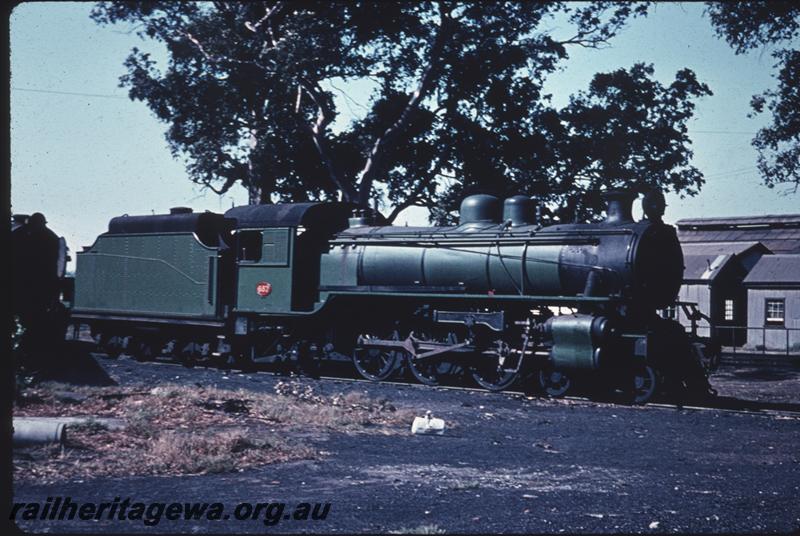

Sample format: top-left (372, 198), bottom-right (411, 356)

top-left (10, 2), bottom-right (799, 267)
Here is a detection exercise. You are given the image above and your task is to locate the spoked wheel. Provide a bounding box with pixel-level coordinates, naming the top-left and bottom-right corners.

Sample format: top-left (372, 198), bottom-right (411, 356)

top-left (470, 340), bottom-right (522, 392)
top-left (352, 331), bottom-right (402, 382)
top-left (407, 355), bottom-right (456, 386)
top-left (538, 365), bottom-right (572, 398)
top-left (632, 364), bottom-right (658, 405)
top-left (405, 331), bottom-right (457, 386)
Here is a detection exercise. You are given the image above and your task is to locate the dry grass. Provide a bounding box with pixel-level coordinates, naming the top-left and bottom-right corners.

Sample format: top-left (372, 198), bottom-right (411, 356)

top-left (147, 429), bottom-right (309, 475)
top-left (258, 381), bottom-right (415, 429)
top-left (14, 379), bottom-right (414, 483)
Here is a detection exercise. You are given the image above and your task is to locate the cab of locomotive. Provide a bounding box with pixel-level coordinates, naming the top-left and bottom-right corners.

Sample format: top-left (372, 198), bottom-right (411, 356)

top-left (223, 203), bottom-right (385, 316)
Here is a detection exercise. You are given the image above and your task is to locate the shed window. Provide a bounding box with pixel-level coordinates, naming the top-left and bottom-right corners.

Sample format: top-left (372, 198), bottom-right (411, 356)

top-left (765, 299), bottom-right (785, 326)
top-left (724, 299), bottom-right (734, 321)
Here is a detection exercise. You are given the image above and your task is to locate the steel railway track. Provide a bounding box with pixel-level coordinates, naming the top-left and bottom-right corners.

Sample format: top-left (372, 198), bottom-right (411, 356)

top-left (91, 348), bottom-right (800, 420)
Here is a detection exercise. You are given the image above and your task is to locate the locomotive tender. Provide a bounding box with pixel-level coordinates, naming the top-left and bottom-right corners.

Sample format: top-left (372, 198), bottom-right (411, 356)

top-left (68, 190), bottom-right (715, 403)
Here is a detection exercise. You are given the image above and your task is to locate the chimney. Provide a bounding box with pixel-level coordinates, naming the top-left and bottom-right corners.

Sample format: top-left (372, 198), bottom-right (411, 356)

top-left (603, 190), bottom-right (637, 224)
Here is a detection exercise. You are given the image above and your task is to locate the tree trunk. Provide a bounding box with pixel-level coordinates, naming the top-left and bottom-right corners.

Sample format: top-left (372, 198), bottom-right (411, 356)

top-left (247, 134), bottom-right (260, 205)
top-left (258, 178), bottom-right (273, 204)
top-left (247, 157), bottom-right (275, 205)
top-left (247, 182), bottom-right (276, 204)
top-left (248, 186), bottom-right (260, 205)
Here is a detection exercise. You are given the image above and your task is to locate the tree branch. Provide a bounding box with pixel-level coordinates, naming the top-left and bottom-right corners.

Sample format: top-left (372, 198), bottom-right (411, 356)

top-left (203, 171), bottom-right (239, 195)
top-left (244, 3), bottom-right (355, 201)
top-left (385, 167), bottom-right (438, 222)
top-left (354, 5), bottom-right (452, 205)
top-left (185, 31), bottom-right (216, 61)
top-left (185, 31), bottom-right (271, 72)
top-left (184, 32), bottom-right (266, 71)
top-left (386, 189), bottom-right (423, 223)
top-left (245, 2), bottom-right (284, 33)
top-left (297, 79), bottom-right (358, 201)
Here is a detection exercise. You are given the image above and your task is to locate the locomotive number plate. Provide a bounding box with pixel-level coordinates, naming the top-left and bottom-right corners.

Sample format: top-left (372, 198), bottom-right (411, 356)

top-left (256, 281), bottom-right (272, 297)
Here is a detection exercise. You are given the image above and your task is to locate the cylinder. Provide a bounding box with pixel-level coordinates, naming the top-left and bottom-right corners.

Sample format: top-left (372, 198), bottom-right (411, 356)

top-left (546, 314), bottom-right (610, 370)
top-left (13, 418), bottom-right (66, 447)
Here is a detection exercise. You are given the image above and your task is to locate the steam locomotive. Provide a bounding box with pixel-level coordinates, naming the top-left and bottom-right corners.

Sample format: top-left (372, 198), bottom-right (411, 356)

top-left (11, 213), bottom-right (72, 373)
top-left (63, 190), bottom-right (717, 403)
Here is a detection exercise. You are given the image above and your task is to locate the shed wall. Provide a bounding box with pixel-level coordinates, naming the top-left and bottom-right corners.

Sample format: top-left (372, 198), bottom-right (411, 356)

top-left (678, 284), bottom-right (712, 337)
top-left (745, 289), bottom-right (800, 352)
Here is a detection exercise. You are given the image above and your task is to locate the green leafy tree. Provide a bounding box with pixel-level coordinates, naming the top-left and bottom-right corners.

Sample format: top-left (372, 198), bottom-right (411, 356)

top-left (552, 63), bottom-right (711, 221)
top-left (433, 63), bottom-right (712, 223)
top-left (706, 1), bottom-right (800, 192)
top-left (92, 1), bottom-right (660, 217)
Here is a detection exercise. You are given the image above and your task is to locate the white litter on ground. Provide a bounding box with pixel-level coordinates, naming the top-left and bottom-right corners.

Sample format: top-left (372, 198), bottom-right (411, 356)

top-left (411, 411), bottom-right (445, 435)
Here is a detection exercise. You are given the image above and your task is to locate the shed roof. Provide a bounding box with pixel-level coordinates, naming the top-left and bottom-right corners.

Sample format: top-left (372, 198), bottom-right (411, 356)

top-left (680, 241), bottom-right (769, 282)
top-left (743, 254), bottom-right (800, 286)
top-left (680, 241), bottom-right (768, 257)
top-left (677, 214), bottom-right (800, 227)
top-left (682, 253), bottom-right (732, 282)
top-left (676, 214), bottom-right (800, 254)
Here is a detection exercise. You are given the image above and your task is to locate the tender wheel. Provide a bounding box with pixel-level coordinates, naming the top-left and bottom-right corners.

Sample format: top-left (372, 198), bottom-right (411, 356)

top-left (295, 342), bottom-right (323, 378)
top-left (352, 332), bottom-right (401, 382)
top-left (131, 338), bottom-right (156, 362)
top-left (538, 366), bottom-right (572, 398)
top-left (100, 334), bottom-right (123, 359)
top-left (179, 342), bottom-right (200, 368)
top-left (470, 341), bottom-right (521, 392)
top-left (233, 346), bottom-right (257, 372)
top-left (161, 339), bottom-right (179, 360)
top-left (632, 364), bottom-right (657, 404)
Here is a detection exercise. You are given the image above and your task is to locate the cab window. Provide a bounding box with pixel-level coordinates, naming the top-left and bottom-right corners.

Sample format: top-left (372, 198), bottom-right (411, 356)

top-left (237, 231), bottom-right (262, 262)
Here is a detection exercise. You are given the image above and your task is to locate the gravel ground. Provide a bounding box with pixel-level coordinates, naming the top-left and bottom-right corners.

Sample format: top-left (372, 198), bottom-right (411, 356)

top-left (12, 349), bottom-right (800, 534)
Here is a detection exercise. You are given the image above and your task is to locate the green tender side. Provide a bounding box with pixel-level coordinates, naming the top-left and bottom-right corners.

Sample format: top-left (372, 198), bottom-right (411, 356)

top-left (74, 233), bottom-right (219, 318)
